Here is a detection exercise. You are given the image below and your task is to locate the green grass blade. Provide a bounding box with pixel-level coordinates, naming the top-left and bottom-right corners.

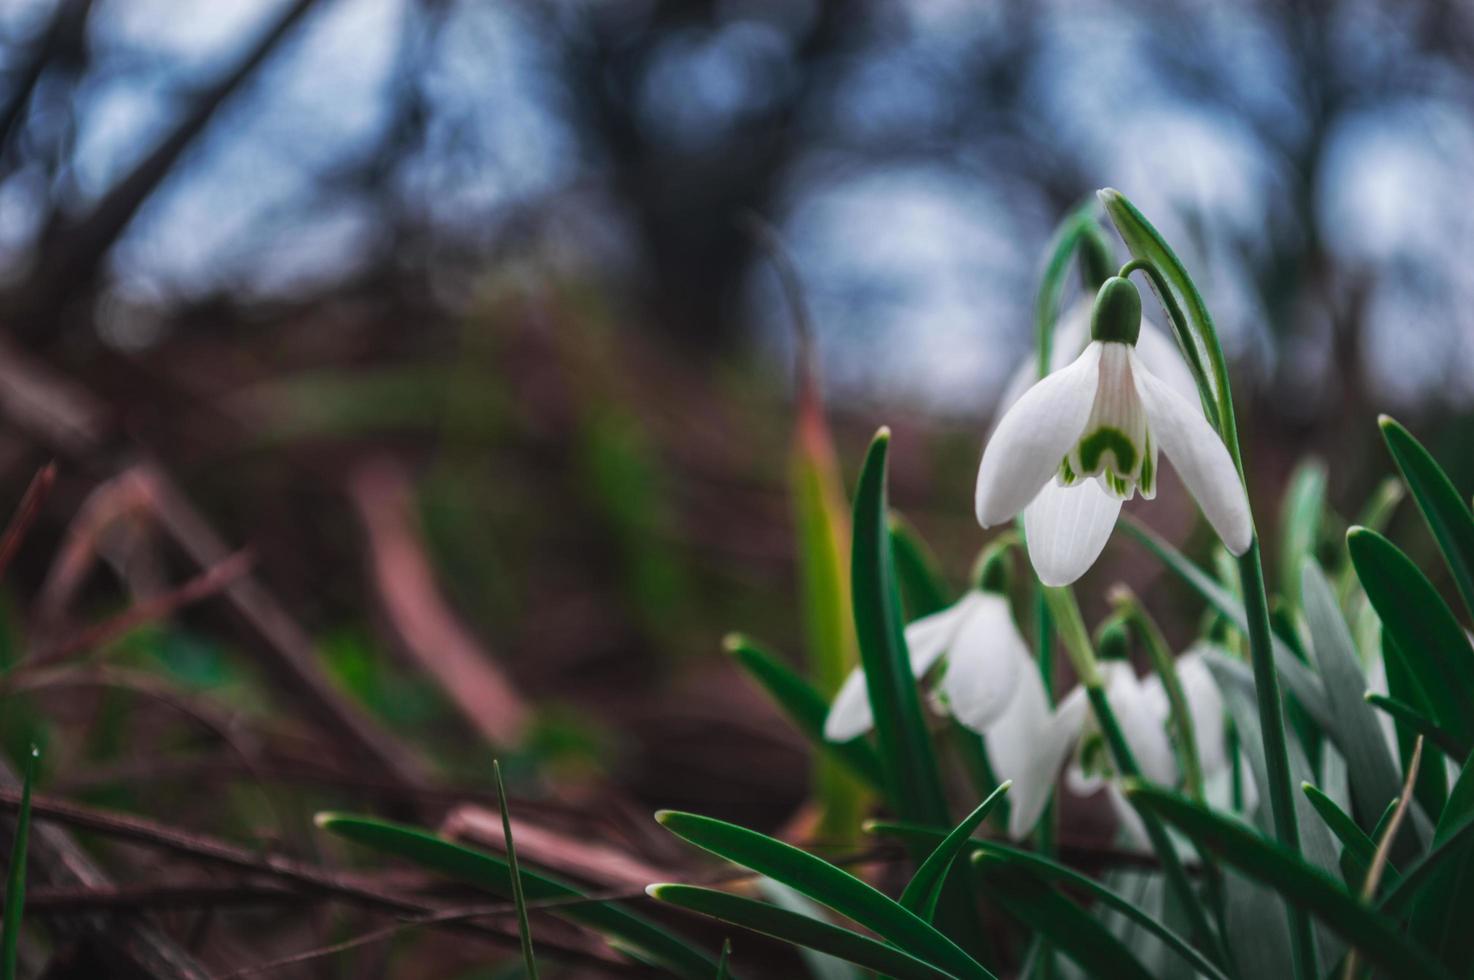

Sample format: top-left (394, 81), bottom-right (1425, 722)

top-left (647, 885), bottom-right (957, 980)
top-left (1348, 527), bottom-right (1474, 747)
top-left (716, 938), bottom-right (731, 979)
top-left (1376, 811), bottom-right (1474, 917)
top-left (1, 746), bottom-right (36, 980)
top-left (493, 760), bottom-right (538, 980)
top-left (655, 810), bottom-right (992, 980)
top-left (1364, 692), bottom-right (1470, 759)
top-left (1280, 460), bottom-right (1327, 611)
top-left (888, 512), bottom-right (952, 619)
top-left (316, 813), bottom-right (720, 979)
top-left (790, 356), bottom-right (864, 838)
top-left (1125, 783), bottom-right (1454, 980)
top-left (897, 782), bottom-right (1010, 921)
top-left (1380, 415), bottom-right (1474, 622)
top-left (869, 820), bottom-right (1230, 980)
top-left (1300, 561), bottom-right (1403, 831)
top-left (850, 429), bottom-right (949, 826)
top-left (1119, 516), bottom-right (1331, 727)
top-left (972, 857), bottom-right (1153, 980)
top-left (724, 634), bottom-right (884, 791)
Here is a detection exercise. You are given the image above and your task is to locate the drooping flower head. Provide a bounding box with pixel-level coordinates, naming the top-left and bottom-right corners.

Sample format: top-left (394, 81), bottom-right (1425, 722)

top-left (975, 276), bottom-right (1252, 585)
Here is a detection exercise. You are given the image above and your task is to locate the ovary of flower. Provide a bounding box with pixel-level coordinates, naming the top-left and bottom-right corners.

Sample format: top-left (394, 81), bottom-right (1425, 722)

top-left (975, 278), bottom-right (1252, 586)
top-left (823, 589), bottom-right (1085, 840)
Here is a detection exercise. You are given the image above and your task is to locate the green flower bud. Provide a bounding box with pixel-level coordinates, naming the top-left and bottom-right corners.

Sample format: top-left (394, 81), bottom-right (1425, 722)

top-left (1090, 276), bottom-right (1141, 346)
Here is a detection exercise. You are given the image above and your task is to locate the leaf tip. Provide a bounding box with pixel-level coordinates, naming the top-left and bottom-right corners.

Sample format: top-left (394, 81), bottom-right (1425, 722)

top-left (653, 809), bottom-right (677, 827)
top-left (721, 632), bottom-right (745, 655)
top-left (645, 883), bottom-right (668, 899)
top-left (312, 812), bottom-right (340, 830)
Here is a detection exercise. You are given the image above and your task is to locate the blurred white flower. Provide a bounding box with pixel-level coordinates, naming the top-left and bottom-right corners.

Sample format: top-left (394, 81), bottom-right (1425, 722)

top-left (975, 279), bottom-right (1252, 586)
top-left (823, 589), bottom-right (1085, 839)
top-left (1063, 650), bottom-right (1237, 848)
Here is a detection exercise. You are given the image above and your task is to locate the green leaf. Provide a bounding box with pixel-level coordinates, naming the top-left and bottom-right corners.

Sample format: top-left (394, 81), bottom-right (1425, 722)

top-left (1384, 633), bottom-right (1448, 816)
top-left (1347, 527), bottom-right (1474, 747)
top-left (1280, 461), bottom-right (1327, 611)
top-left (647, 885), bottom-right (956, 980)
top-left (1405, 752), bottom-right (1474, 972)
top-left (1034, 197), bottom-right (1110, 375)
top-left (1124, 783), bottom-right (1453, 980)
top-left (1365, 692), bottom-right (1470, 760)
top-left (724, 634), bottom-right (884, 792)
top-left (1300, 561), bottom-right (1403, 832)
top-left (1300, 783), bottom-right (1392, 891)
top-left (493, 760), bottom-right (538, 980)
top-left (1120, 516), bottom-right (1331, 728)
top-left (655, 810), bottom-right (992, 980)
top-left (755, 880), bottom-right (861, 980)
top-left (897, 782), bottom-right (1010, 921)
top-left (790, 370), bottom-right (864, 838)
top-left (972, 857), bottom-right (1153, 980)
top-left (850, 429), bottom-right (949, 825)
top-left (716, 938), bottom-right (732, 979)
top-left (889, 513), bottom-right (952, 620)
top-left (869, 821), bottom-right (1230, 980)
top-left (1, 746), bottom-right (36, 980)
top-left (1380, 416), bottom-right (1474, 623)
top-left (315, 813), bottom-right (719, 979)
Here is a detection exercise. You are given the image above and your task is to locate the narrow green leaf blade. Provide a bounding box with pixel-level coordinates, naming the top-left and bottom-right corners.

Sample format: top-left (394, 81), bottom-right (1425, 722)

top-left (851, 429), bottom-right (949, 825)
top-left (1406, 752), bottom-right (1474, 971)
top-left (869, 820), bottom-right (1231, 980)
top-left (648, 885), bottom-right (957, 980)
top-left (897, 782), bottom-right (1010, 920)
top-left (1301, 561), bottom-right (1403, 831)
top-left (889, 513), bottom-right (952, 619)
top-left (725, 634), bottom-right (884, 792)
top-left (1, 746), bottom-right (36, 980)
top-left (1125, 783), bottom-right (1453, 980)
top-left (1347, 527), bottom-right (1474, 747)
top-left (493, 760), bottom-right (538, 980)
top-left (316, 813), bottom-right (719, 979)
top-left (1280, 461), bottom-right (1327, 611)
top-left (1365, 692), bottom-right (1470, 760)
top-left (1380, 416), bottom-right (1474, 622)
top-left (655, 810), bottom-right (992, 980)
top-left (972, 858), bottom-right (1153, 980)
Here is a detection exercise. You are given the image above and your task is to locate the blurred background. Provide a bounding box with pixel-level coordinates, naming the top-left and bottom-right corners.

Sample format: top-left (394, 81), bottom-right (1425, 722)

top-left (0, 0), bottom-right (1473, 975)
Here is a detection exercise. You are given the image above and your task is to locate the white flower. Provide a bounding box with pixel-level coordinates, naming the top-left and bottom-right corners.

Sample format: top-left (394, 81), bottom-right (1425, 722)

top-left (823, 590), bottom-right (1085, 839)
top-left (975, 278), bottom-right (1253, 586)
top-left (1063, 651), bottom-right (1236, 848)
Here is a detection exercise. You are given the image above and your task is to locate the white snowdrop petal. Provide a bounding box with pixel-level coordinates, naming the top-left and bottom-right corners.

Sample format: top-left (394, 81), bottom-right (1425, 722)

top-left (942, 594), bottom-right (1025, 732)
top-left (1022, 479), bottom-right (1123, 586)
top-left (823, 667), bottom-right (874, 741)
top-left (1177, 650), bottom-right (1229, 777)
top-left (987, 656), bottom-right (1082, 840)
top-left (975, 344), bottom-right (1102, 528)
top-left (1133, 351), bottom-right (1253, 555)
top-left (1107, 666), bottom-right (1177, 785)
top-left (823, 595), bottom-right (975, 741)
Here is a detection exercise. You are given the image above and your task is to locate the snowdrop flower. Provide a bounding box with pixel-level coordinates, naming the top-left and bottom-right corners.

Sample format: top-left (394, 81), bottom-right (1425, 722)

top-left (975, 277), bottom-right (1253, 586)
top-left (1063, 651), bottom-right (1235, 848)
top-left (824, 585), bottom-right (1086, 839)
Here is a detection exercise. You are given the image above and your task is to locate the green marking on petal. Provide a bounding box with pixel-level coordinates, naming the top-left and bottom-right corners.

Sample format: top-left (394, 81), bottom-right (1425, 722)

top-left (1059, 457), bottom-right (1078, 485)
top-left (1139, 436), bottom-right (1155, 496)
top-left (1078, 427), bottom-right (1137, 475)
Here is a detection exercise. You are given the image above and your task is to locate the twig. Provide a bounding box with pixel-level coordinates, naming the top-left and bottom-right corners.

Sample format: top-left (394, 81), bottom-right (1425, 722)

top-left (28, 550), bottom-right (254, 668)
top-left (1344, 735), bottom-right (1422, 980)
top-left (0, 461), bottom-right (56, 581)
top-left (349, 459), bottom-right (528, 746)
